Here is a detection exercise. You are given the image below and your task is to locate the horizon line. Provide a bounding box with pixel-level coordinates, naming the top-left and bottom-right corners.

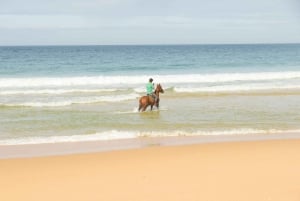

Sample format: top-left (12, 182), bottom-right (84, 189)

top-left (1, 42), bottom-right (300, 47)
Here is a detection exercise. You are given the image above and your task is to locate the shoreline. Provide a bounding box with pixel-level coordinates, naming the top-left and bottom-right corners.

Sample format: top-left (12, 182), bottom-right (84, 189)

top-left (1, 138), bottom-right (300, 201)
top-left (1, 132), bottom-right (300, 159)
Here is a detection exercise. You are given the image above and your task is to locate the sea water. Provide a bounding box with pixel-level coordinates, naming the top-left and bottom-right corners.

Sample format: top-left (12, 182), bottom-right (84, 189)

top-left (0, 44), bottom-right (300, 145)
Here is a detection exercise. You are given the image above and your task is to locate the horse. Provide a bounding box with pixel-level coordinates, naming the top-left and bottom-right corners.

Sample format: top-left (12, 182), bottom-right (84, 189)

top-left (138, 84), bottom-right (164, 112)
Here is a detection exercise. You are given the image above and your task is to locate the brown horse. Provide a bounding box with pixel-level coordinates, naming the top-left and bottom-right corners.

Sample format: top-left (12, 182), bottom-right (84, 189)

top-left (138, 84), bottom-right (164, 112)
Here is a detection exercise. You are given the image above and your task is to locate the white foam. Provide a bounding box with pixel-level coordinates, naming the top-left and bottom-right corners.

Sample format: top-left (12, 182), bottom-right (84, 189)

top-left (0, 76), bottom-right (145, 88)
top-left (1, 129), bottom-right (299, 145)
top-left (136, 128), bottom-right (300, 137)
top-left (1, 93), bottom-right (140, 107)
top-left (114, 108), bottom-right (140, 114)
top-left (174, 84), bottom-right (300, 93)
top-left (1, 71), bottom-right (300, 88)
top-left (0, 130), bottom-right (138, 145)
top-left (0, 88), bottom-right (118, 95)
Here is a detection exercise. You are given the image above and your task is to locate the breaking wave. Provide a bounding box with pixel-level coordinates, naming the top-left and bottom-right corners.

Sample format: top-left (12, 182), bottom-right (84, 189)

top-left (1, 129), bottom-right (300, 145)
top-left (0, 71), bottom-right (300, 88)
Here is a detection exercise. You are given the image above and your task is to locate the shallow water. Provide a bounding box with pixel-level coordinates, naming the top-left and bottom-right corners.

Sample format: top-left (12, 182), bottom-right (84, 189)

top-left (1, 44), bottom-right (300, 144)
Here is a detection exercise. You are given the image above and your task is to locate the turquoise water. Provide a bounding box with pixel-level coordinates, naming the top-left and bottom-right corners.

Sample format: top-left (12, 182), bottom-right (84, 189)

top-left (0, 44), bottom-right (300, 144)
top-left (1, 44), bottom-right (300, 77)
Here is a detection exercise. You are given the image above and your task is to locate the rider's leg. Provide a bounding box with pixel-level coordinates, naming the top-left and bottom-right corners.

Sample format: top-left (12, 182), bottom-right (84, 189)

top-left (152, 93), bottom-right (158, 106)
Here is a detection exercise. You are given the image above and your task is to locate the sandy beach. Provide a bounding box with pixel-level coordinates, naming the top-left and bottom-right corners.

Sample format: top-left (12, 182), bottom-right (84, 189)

top-left (1, 139), bottom-right (300, 201)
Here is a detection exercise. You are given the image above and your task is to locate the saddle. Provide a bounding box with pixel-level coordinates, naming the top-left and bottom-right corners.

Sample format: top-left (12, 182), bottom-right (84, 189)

top-left (147, 94), bottom-right (156, 99)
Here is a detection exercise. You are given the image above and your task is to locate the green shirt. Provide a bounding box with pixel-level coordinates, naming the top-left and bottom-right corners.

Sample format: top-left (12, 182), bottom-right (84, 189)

top-left (146, 82), bottom-right (154, 94)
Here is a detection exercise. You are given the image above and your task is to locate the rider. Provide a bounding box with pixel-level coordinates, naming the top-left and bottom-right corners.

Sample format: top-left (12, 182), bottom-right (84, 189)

top-left (146, 78), bottom-right (157, 104)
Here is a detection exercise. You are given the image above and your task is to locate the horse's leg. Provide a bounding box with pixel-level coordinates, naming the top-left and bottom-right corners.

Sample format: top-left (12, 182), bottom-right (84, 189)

top-left (156, 99), bottom-right (160, 109)
top-left (142, 105), bottom-right (147, 111)
top-left (139, 97), bottom-right (146, 112)
top-left (138, 104), bottom-right (143, 112)
top-left (143, 97), bottom-right (150, 111)
top-left (149, 96), bottom-right (155, 111)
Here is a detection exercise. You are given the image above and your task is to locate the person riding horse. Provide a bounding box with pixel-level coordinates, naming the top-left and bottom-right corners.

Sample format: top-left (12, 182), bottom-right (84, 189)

top-left (138, 78), bottom-right (164, 112)
top-left (146, 78), bottom-right (157, 105)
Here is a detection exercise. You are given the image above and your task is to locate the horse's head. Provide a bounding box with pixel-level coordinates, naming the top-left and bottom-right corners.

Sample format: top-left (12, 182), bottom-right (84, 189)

top-left (155, 83), bottom-right (164, 93)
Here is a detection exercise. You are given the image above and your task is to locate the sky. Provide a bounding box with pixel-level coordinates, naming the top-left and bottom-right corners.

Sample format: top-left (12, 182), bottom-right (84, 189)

top-left (0, 0), bottom-right (300, 45)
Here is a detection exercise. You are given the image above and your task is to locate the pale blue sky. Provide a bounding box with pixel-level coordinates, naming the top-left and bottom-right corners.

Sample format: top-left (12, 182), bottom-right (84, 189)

top-left (0, 0), bottom-right (300, 45)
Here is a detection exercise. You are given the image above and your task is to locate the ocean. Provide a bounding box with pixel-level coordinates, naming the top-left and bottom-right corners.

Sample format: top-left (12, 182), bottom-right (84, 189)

top-left (1, 44), bottom-right (300, 145)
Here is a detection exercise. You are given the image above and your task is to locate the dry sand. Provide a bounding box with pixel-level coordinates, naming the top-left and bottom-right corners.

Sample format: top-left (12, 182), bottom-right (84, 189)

top-left (1, 139), bottom-right (300, 201)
